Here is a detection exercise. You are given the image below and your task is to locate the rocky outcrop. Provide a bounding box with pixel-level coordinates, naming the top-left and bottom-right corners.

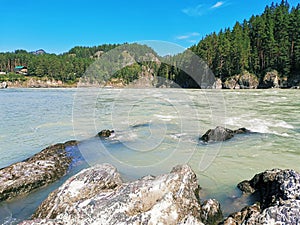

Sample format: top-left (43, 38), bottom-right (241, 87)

top-left (97, 129), bottom-right (115, 138)
top-left (238, 168), bottom-right (300, 209)
top-left (259, 70), bottom-right (280, 88)
top-left (0, 140), bottom-right (78, 202)
top-left (8, 78), bottom-right (75, 88)
top-left (223, 71), bottom-right (259, 89)
top-left (213, 78), bottom-right (222, 89)
top-left (222, 168), bottom-right (300, 224)
top-left (20, 164), bottom-right (222, 225)
top-left (200, 126), bottom-right (250, 142)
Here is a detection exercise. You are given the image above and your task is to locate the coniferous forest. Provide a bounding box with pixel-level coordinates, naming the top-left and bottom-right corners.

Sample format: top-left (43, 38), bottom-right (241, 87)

top-left (190, 0), bottom-right (300, 81)
top-left (0, 1), bottom-right (299, 87)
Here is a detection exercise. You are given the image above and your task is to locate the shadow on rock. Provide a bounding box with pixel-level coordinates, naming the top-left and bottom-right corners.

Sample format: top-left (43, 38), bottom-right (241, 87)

top-left (199, 126), bottom-right (251, 143)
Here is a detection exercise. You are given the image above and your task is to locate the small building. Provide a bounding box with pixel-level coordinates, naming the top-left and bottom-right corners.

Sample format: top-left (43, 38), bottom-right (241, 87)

top-left (0, 71), bottom-right (6, 75)
top-left (14, 66), bottom-right (28, 75)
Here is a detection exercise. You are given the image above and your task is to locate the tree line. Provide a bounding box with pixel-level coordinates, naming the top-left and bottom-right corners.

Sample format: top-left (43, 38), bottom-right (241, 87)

top-left (0, 1), bottom-right (299, 87)
top-left (0, 44), bottom-right (120, 83)
top-left (190, 0), bottom-right (300, 81)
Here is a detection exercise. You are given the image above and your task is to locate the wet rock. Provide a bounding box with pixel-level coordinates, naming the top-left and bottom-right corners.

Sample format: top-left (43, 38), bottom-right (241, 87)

top-left (200, 126), bottom-right (250, 142)
top-left (238, 168), bottom-right (300, 209)
top-left (22, 164), bottom-right (221, 225)
top-left (97, 129), bottom-right (114, 138)
top-left (222, 168), bottom-right (300, 224)
top-left (233, 127), bottom-right (250, 134)
top-left (0, 141), bottom-right (78, 202)
top-left (221, 204), bottom-right (260, 225)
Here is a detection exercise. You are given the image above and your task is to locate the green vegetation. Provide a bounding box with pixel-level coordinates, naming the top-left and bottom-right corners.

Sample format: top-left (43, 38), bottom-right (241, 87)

top-left (190, 0), bottom-right (300, 81)
top-left (0, 44), bottom-right (121, 84)
top-left (0, 73), bottom-right (27, 82)
top-left (0, 1), bottom-right (299, 87)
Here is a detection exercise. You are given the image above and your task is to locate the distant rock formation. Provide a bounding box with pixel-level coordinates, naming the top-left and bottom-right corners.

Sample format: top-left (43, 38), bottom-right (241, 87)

top-left (200, 126), bottom-right (250, 142)
top-left (31, 49), bottom-right (46, 55)
top-left (259, 70), bottom-right (280, 88)
top-left (0, 141), bottom-right (78, 202)
top-left (223, 71), bottom-right (259, 89)
top-left (21, 164), bottom-right (223, 225)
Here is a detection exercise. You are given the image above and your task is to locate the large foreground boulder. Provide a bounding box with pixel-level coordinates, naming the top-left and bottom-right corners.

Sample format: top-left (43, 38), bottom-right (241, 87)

top-left (20, 164), bottom-right (223, 225)
top-left (200, 126), bottom-right (250, 142)
top-left (0, 140), bottom-right (78, 202)
top-left (222, 168), bottom-right (300, 224)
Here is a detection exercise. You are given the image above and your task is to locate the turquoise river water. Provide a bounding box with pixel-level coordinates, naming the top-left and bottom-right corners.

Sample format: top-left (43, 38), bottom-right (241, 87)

top-left (0, 88), bottom-right (299, 224)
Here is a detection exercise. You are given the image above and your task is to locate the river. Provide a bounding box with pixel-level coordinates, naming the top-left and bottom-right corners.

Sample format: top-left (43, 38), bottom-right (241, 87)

top-left (0, 88), bottom-right (299, 224)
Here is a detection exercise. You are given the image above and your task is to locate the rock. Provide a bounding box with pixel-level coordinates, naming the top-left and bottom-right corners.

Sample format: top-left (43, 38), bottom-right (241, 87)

top-left (224, 76), bottom-right (240, 89)
top-left (224, 71), bottom-right (259, 89)
top-left (233, 127), bottom-right (250, 134)
top-left (221, 204), bottom-right (260, 225)
top-left (200, 126), bottom-right (250, 142)
top-left (237, 168), bottom-right (300, 209)
top-left (97, 129), bottom-right (114, 138)
top-left (222, 168), bottom-right (300, 224)
top-left (21, 164), bottom-right (221, 225)
top-left (32, 163), bottom-right (123, 219)
top-left (288, 74), bottom-right (300, 88)
top-left (259, 70), bottom-right (280, 88)
top-left (253, 199), bottom-right (300, 224)
top-left (200, 126), bottom-right (234, 142)
top-left (213, 78), bottom-right (222, 89)
top-left (201, 199), bottom-right (223, 224)
top-left (0, 140), bottom-right (78, 202)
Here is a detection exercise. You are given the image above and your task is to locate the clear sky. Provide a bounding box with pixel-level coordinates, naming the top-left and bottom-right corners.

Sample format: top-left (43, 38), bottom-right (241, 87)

top-left (1, 0), bottom-right (299, 54)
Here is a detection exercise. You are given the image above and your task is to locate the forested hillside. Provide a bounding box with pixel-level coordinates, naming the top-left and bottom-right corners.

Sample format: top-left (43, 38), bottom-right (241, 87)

top-left (0, 44), bottom-right (120, 83)
top-left (0, 1), bottom-right (299, 88)
top-left (190, 0), bottom-right (300, 81)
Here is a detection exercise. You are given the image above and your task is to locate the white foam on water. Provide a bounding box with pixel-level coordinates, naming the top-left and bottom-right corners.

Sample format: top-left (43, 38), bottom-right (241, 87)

top-left (154, 114), bottom-right (178, 121)
top-left (225, 116), bottom-right (293, 137)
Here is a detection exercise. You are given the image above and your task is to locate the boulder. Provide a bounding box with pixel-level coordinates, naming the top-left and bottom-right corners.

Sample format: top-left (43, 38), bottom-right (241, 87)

top-left (222, 168), bottom-right (300, 224)
top-left (0, 141), bottom-right (78, 202)
top-left (238, 168), bottom-right (300, 209)
top-left (201, 199), bottom-right (223, 224)
top-left (200, 126), bottom-right (250, 142)
top-left (259, 70), bottom-right (280, 88)
top-left (20, 164), bottom-right (222, 225)
top-left (97, 129), bottom-right (114, 138)
top-left (224, 71), bottom-right (259, 89)
top-left (213, 78), bottom-right (223, 89)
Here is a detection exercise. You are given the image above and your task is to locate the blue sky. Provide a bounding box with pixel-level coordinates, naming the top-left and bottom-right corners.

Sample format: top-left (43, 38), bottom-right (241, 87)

top-left (0, 0), bottom-right (299, 54)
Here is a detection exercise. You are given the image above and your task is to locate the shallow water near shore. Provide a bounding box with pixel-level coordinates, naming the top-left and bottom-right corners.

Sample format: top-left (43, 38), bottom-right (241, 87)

top-left (0, 88), bottom-right (299, 223)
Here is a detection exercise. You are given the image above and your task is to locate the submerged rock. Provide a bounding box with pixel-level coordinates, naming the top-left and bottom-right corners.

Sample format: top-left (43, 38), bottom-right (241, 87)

top-left (0, 141), bottom-right (78, 202)
top-left (21, 164), bottom-right (222, 225)
top-left (200, 126), bottom-right (250, 142)
top-left (222, 168), bottom-right (300, 224)
top-left (97, 129), bottom-right (114, 138)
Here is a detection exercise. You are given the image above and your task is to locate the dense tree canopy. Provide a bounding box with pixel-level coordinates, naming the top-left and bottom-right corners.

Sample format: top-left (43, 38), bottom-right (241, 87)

top-left (190, 1), bottom-right (300, 81)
